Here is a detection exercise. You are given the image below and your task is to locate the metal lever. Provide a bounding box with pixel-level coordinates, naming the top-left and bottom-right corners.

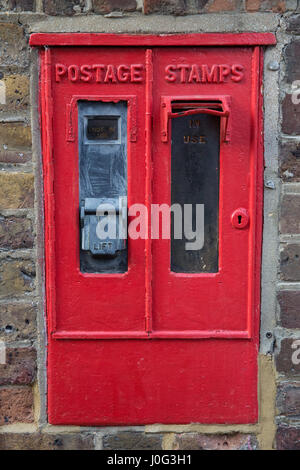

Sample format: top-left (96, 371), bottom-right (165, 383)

top-left (80, 197), bottom-right (127, 256)
top-left (161, 96), bottom-right (231, 143)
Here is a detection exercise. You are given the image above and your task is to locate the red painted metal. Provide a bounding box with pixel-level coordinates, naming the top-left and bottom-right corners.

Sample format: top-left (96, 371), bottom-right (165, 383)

top-left (41, 48), bottom-right (56, 335)
top-left (231, 208), bottom-right (250, 229)
top-left (30, 32), bottom-right (276, 47)
top-left (145, 49), bottom-right (153, 335)
top-left (161, 95), bottom-right (231, 142)
top-left (66, 95), bottom-right (138, 143)
top-left (34, 34), bottom-right (267, 425)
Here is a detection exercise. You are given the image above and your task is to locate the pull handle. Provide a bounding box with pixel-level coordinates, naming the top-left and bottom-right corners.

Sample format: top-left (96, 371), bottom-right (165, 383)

top-left (161, 96), bottom-right (231, 143)
top-left (80, 197), bottom-right (127, 256)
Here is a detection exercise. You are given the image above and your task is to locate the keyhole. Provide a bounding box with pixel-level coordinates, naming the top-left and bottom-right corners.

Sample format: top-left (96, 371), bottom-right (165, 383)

top-left (231, 208), bottom-right (249, 229)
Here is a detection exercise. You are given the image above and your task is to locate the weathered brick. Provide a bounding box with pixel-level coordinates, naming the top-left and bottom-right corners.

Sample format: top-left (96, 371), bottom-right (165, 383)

top-left (282, 94), bottom-right (300, 135)
top-left (43, 0), bottom-right (85, 15)
top-left (0, 432), bottom-right (94, 450)
top-left (0, 71), bottom-right (30, 115)
top-left (276, 338), bottom-right (300, 375)
top-left (0, 152), bottom-right (31, 164)
top-left (172, 433), bottom-right (258, 450)
top-left (277, 382), bottom-right (300, 416)
top-left (196, 0), bottom-right (211, 8)
top-left (0, 23), bottom-right (28, 67)
top-left (286, 14), bottom-right (300, 33)
top-left (276, 425), bottom-right (300, 450)
top-left (246, 0), bottom-right (285, 12)
top-left (280, 244), bottom-right (300, 281)
top-left (0, 0), bottom-right (35, 11)
top-left (279, 141), bottom-right (300, 182)
top-left (0, 386), bottom-right (34, 425)
top-left (0, 122), bottom-right (31, 151)
top-left (284, 40), bottom-right (300, 83)
top-left (0, 216), bottom-right (34, 250)
top-left (92, 0), bottom-right (137, 13)
top-left (0, 347), bottom-right (36, 385)
top-left (280, 195), bottom-right (300, 234)
top-left (103, 432), bottom-right (163, 450)
top-left (0, 303), bottom-right (37, 342)
top-left (0, 174), bottom-right (34, 209)
top-left (278, 291), bottom-right (300, 329)
top-left (0, 122), bottom-right (31, 163)
top-left (245, 0), bottom-right (260, 10)
top-left (206, 0), bottom-right (240, 12)
top-left (144, 0), bottom-right (188, 15)
top-left (0, 259), bottom-right (35, 298)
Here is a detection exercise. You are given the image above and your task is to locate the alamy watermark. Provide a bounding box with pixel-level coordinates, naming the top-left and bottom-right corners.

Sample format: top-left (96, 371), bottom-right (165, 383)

top-left (292, 80), bottom-right (300, 105)
top-left (0, 341), bottom-right (6, 365)
top-left (95, 199), bottom-right (205, 251)
top-left (0, 80), bottom-right (5, 105)
top-left (291, 340), bottom-right (300, 366)
top-left (286, 84), bottom-right (300, 368)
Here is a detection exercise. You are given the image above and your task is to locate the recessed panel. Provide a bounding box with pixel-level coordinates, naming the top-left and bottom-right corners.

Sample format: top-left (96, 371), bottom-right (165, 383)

top-left (171, 113), bottom-right (220, 273)
top-left (78, 101), bottom-right (128, 274)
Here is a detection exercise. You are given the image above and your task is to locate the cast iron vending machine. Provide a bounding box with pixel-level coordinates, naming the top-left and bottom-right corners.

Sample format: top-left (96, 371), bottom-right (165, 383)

top-left (30, 33), bottom-right (276, 425)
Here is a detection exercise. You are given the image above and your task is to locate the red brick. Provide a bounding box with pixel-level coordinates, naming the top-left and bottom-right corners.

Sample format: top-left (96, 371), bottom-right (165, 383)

top-left (276, 338), bottom-right (300, 375)
top-left (278, 291), bottom-right (300, 329)
top-left (0, 387), bottom-right (34, 425)
top-left (144, 0), bottom-right (187, 14)
top-left (0, 348), bottom-right (36, 385)
top-left (277, 382), bottom-right (300, 417)
top-left (280, 244), bottom-right (300, 281)
top-left (282, 94), bottom-right (300, 135)
top-left (246, 0), bottom-right (285, 12)
top-left (172, 433), bottom-right (258, 450)
top-left (245, 0), bottom-right (260, 10)
top-left (284, 40), bottom-right (300, 83)
top-left (276, 425), bottom-right (300, 450)
top-left (279, 141), bottom-right (300, 182)
top-left (0, 432), bottom-right (95, 450)
top-left (103, 432), bottom-right (163, 450)
top-left (92, 0), bottom-right (137, 14)
top-left (206, 0), bottom-right (239, 12)
top-left (0, 0), bottom-right (35, 11)
top-left (280, 195), bottom-right (300, 234)
top-left (43, 0), bottom-right (85, 15)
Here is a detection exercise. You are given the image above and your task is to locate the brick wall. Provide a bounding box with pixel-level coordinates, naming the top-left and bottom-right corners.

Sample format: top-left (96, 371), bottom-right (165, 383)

top-left (274, 14), bottom-right (300, 450)
top-left (0, 0), bottom-right (299, 450)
